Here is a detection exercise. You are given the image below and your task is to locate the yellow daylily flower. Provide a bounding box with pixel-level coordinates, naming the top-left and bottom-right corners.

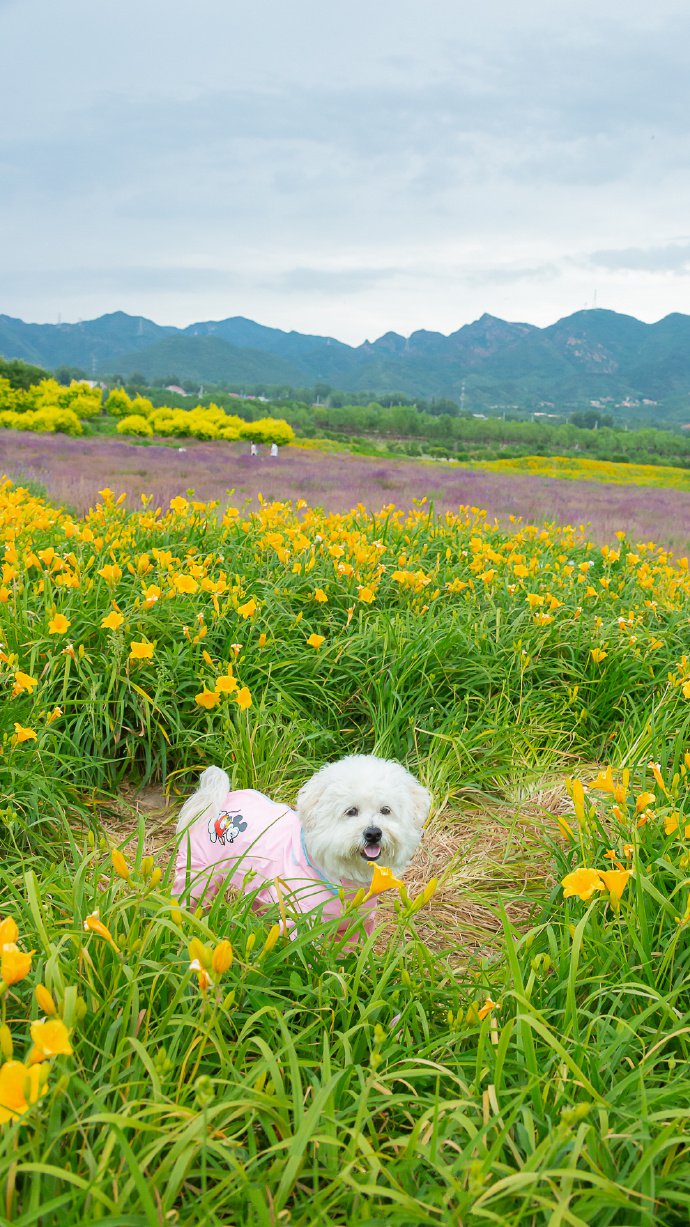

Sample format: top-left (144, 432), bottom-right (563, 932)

top-left (142, 584), bottom-right (162, 607)
top-left (590, 766), bottom-right (615, 793)
top-left (648, 761), bottom-right (669, 795)
top-left (235, 687), bottom-right (252, 711)
top-left (477, 998), bottom-right (500, 1021)
top-left (13, 724), bottom-right (37, 744)
top-left (98, 564), bottom-right (122, 585)
top-left (664, 813), bottom-right (690, 838)
top-left (364, 864), bottom-right (405, 901)
top-left (561, 868), bottom-right (604, 902)
top-left (28, 1019), bottom-right (73, 1063)
top-left (195, 689), bottom-right (220, 710)
top-left (83, 911), bottom-right (119, 952)
top-left (129, 641), bottom-right (155, 661)
top-left (307, 633), bottom-right (325, 649)
top-left (101, 610), bottom-right (124, 630)
top-left (0, 1060), bottom-right (48, 1125)
top-left (238, 597), bottom-right (257, 619)
top-left (12, 671), bottom-right (38, 695)
top-left (214, 674), bottom-right (238, 694)
top-left (0, 943), bottom-right (34, 985)
top-left (598, 869), bottom-right (632, 904)
top-left (172, 573), bottom-right (198, 594)
top-left (48, 614), bottom-right (70, 635)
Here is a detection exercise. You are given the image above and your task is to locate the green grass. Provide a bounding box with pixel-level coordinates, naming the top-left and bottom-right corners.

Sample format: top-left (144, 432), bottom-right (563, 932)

top-left (3, 481), bottom-right (690, 1222)
top-left (3, 752), bottom-right (690, 1227)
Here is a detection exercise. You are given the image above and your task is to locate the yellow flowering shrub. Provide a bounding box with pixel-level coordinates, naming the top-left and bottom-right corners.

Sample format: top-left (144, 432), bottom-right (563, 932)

top-left (116, 414), bottom-right (154, 438)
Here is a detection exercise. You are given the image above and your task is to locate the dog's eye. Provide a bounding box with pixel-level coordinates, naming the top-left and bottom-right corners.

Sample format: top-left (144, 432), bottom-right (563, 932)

top-left (345, 805), bottom-right (359, 817)
top-left (380, 805), bottom-right (391, 816)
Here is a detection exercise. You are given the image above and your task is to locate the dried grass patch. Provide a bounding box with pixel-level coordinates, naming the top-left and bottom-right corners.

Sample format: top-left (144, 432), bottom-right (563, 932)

top-left (95, 775), bottom-right (574, 957)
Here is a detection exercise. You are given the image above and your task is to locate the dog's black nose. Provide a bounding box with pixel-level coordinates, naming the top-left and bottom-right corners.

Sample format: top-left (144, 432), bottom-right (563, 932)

top-left (364, 826), bottom-right (383, 844)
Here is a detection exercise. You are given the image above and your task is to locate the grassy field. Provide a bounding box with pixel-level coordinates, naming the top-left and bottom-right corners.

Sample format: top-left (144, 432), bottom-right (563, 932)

top-left (2, 475), bottom-right (690, 1224)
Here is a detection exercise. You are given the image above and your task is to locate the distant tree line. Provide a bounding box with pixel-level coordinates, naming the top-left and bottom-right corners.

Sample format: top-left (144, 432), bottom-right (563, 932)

top-left (2, 356), bottom-right (690, 468)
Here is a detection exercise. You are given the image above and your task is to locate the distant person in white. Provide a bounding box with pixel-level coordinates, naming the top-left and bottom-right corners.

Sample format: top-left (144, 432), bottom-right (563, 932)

top-left (270, 442), bottom-right (278, 458)
top-left (250, 442), bottom-right (258, 457)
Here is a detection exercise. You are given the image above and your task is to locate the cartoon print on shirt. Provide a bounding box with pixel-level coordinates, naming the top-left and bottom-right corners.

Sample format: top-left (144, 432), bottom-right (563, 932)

top-left (208, 810), bottom-right (248, 846)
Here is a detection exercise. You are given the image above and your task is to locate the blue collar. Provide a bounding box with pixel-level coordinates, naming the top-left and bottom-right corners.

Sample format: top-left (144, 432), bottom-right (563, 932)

top-left (300, 829), bottom-right (341, 896)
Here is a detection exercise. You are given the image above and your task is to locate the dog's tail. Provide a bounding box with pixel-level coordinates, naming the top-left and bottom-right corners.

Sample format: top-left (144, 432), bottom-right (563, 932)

top-left (176, 766), bottom-right (230, 834)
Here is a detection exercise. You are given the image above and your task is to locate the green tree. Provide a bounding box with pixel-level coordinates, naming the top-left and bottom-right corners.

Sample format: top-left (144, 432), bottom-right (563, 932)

top-left (0, 357), bottom-right (49, 390)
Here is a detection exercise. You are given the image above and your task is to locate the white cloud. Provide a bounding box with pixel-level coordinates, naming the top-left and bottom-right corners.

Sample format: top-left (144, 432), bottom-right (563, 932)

top-left (2, 0), bottom-right (690, 342)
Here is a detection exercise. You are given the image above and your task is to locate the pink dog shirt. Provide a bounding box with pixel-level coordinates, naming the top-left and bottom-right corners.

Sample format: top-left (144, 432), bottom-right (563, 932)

top-left (174, 788), bottom-right (377, 938)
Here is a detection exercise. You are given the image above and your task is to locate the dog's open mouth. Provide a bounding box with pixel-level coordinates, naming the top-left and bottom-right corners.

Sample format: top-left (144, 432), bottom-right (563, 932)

top-left (361, 844), bottom-right (382, 861)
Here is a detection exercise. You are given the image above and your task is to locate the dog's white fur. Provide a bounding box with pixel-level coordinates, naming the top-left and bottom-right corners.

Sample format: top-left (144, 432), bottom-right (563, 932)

top-left (295, 755), bottom-right (431, 885)
top-left (177, 754), bottom-right (431, 888)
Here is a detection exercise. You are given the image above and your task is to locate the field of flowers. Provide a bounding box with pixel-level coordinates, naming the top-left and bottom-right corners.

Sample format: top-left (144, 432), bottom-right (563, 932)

top-left (2, 475), bottom-right (690, 1224)
top-left (476, 453), bottom-right (690, 492)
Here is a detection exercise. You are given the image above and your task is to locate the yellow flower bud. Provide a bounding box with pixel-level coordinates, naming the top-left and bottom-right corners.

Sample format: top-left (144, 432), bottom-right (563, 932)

top-left (211, 940), bottom-right (233, 975)
top-left (188, 938), bottom-right (212, 970)
top-left (0, 1023), bottom-right (13, 1060)
top-left (419, 878), bottom-right (438, 906)
top-left (571, 779), bottom-right (586, 825)
top-left (111, 848), bottom-right (131, 881)
top-left (0, 916), bottom-right (19, 946)
top-left (140, 856), bottom-right (154, 879)
top-left (35, 984), bottom-right (57, 1017)
top-left (261, 924), bottom-right (281, 955)
top-left (83, 911), bottom-right (119, 952)
top-left (189, 960), bottom-right (214, 995)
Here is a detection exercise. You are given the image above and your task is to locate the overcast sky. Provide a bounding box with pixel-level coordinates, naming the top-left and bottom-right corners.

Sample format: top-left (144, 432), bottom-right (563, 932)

top-left (2, 0), bottom-right (690, 344)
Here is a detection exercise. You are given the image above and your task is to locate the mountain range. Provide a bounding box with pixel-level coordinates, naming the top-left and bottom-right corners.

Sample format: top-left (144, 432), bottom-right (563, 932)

top-left (2, 307), bottom-right (690, 413)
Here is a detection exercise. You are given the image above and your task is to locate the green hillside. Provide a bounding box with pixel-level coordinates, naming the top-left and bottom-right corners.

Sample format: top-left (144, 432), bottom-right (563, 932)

top-left (2, 307), bottom-right (690, 419)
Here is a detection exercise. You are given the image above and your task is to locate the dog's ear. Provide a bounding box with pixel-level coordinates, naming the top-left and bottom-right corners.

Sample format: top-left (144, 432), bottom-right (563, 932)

top-left (295, 771), bottom-right (329, 828)
top-left (407, 779), bottom-right (432, 828)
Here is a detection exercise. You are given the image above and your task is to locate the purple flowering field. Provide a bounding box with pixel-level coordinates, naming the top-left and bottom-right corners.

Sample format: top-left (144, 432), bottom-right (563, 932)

top-left (2, 429), bottom-right (690, 557)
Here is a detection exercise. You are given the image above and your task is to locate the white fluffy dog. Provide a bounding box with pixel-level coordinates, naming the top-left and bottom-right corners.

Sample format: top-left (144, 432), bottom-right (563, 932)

top-left (174, 755), bottom-right (431, 937)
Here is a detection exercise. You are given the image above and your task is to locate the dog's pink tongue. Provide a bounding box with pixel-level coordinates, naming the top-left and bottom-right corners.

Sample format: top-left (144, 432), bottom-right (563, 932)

top-left (364, 845), bottom-right (381, 859)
